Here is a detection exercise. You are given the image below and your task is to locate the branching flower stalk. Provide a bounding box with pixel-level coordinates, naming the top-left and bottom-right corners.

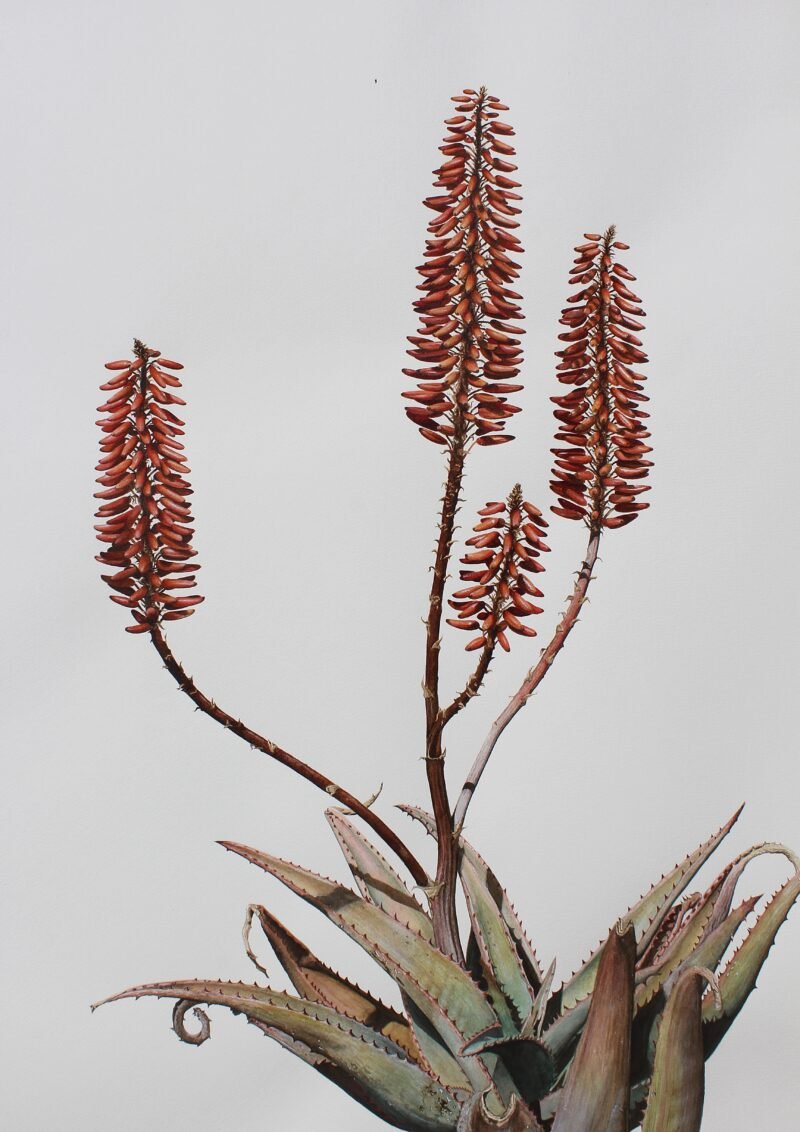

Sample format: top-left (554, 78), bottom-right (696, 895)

top-left (92, 89), bottom-right (796, 1132)
top-left (94, 343), bottom-right (428, 888)
top-left (405, 87), bottom-right (527, 959)
top-left (455, 226), bottom-right (651, 829)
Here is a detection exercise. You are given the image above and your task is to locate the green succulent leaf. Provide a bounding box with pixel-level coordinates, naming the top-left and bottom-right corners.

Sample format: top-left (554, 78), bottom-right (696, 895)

top-left (702, 847), bottom-right (800, 1056)
top-left (402, 995), bottom-right (475, 1094)
top-left (635, 894), bottom-right (759, 1013)
top-left (464, 928), bottom-right (518, 1038)
top-left (401, 805), bottom-right (543, 1011)
top-left (521, 958), bottom-right (556, 1040)
top-left (246, 903), bottom-right (418, 1060)
top-left (326, 809), bottom-right (434, 941)
top-left (630, 894), bottom-right (759, 1082)
top-left (551, 807), bottom-right (742, 1019)
top-left (94, 979), bottom-right (462, 1132)
top-left (460, 852), bottom-right (536, 1031)
top-left (550, 923), bottom-right (636, 1132)
top-left (220, 841), bottom-right (504, 1097)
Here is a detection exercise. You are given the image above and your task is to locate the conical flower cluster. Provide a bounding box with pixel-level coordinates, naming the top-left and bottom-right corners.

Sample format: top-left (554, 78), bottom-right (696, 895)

top-left (94, 342), bottom-right (203, 633)
top-left (447, 486), bottom-right (548, 652)
top-left (402, 88), bottom-right (525, 448)
top-left (551, 227), bottom-right (652, 529)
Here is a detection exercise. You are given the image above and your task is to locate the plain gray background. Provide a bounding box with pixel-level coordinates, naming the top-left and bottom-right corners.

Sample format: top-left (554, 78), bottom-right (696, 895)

top-left (2, 1), bottom-right (798, 1128)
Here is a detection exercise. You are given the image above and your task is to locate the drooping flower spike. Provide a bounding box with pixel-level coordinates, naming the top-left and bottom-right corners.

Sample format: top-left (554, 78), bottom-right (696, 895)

top-left (448, 485), bottom-right (548, 653)
top-left (402, 87), bottom-right (525, 448)
top-left (94, 341), bottom-right (203, 633)
top-left (551, 227), bottom-right (652, 529)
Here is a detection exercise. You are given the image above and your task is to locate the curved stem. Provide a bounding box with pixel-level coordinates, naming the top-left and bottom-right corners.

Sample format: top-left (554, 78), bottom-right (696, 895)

top-left (454, 530), bottom-right (601, 830)
top-left (149, 626), bottom-right (429, 889)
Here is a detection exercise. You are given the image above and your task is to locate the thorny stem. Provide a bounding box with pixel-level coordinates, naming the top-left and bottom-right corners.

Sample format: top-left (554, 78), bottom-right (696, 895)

top-left (424, 445), bottom-right (466, 963)
top-left (148, 625), bottom-right (429, 889)
top-left (440, 642), bottom-right (494, 728)
top-left (453, 529), bottom-right (601, 830)
top-left (423, 89), bottom-right (495, 963)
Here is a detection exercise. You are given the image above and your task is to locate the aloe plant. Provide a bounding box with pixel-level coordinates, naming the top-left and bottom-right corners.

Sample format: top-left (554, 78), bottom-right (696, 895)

top-left (91, 88), bottom-right (797, 1130)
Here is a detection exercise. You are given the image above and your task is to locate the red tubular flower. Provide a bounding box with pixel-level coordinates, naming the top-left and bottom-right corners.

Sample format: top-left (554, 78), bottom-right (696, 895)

top-left (94, 340), bottom-right (203, 633)
top-left (402, 88), bottom-right (525, 449)
top-left (447, 485), bottom-right (548, 652)
top-left (550, 227), bottom-right (652, 529)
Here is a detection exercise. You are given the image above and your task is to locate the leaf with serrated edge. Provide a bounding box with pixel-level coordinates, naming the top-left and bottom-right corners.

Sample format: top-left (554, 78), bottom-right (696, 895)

top-left (248, 903), bottom-right (418, 1059)
top-left (634, 887), bottom-right (758, 1012)
top-left (402, 994), bottom-right (474, 1093)
top-left (464, 927), bottom-right (518, 1038)
top-left (552, 807), bottom-right (742, 1017)
top-left (326, 809), bottom-right (434, 940)
top-left (95, 980), bottom-right (462, 1131)
top-left (401, 805), bottom-right (542, 997)
top-left (460, 853), bottom-right (535, 1031)
top-left (544, 890), bottom-right (755, 1073)
top-left (702, 847), bottom-right (800, 1056)
top-left (220, 841), bottom-right (503, 1098)
top-left (246, 1020), bottom-right (432, 1129)
top-left (522, 958), bottom-right (556, 1039)
top-left (632, 895), bottom-right (759, 1077)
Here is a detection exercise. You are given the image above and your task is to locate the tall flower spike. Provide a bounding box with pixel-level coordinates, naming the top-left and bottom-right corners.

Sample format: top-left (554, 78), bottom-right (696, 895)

top-left (550, 227), bottom-right (652, 529)
top-left (402, 88), bottom-right (525, 448)
top-left (447, 485), bottom-right (548, 653)
top-left (94, 340), bottom-right (203, 633)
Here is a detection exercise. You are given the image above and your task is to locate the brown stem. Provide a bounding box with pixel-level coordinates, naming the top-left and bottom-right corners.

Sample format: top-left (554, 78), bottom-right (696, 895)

top-left (425, 444), bottom-right (466, 962)
top-left (453, 529), bottom-right (601, 830)
top-left (440, 642), bottom-right (494, 728)
top-left (422, 90), bottom-right (496, 964)
top-left (148, 625), bottom-right (429, 889)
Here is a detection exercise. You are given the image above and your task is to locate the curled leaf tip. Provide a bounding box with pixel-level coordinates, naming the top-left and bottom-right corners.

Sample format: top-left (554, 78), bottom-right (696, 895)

top-left (173, 999), bottom-right (211, 1046)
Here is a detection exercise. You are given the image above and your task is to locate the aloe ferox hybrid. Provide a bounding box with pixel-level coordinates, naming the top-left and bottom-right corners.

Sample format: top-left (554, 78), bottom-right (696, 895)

top-left (91, 88), bottom-right (798, 1131)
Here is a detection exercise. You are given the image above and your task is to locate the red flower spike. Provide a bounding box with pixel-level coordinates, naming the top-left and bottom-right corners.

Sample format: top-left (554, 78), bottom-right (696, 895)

top-left (448, 484), bottom-right (548, 652)
top-left (94, 340), bottom-right (203, 633)
top-left (550, 226), bottom-right (651, 531)
top-left (403, 88), bottom-right (525, 448)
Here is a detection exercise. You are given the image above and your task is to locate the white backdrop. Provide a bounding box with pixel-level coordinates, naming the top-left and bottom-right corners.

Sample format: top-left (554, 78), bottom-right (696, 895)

top-left (2, 1), bottom-right (798, 1128)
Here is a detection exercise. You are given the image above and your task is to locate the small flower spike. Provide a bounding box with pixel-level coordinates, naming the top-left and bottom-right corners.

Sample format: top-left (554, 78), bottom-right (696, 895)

top-left (551, 227), bottom-right (651, 529)
top-left (448, 485), bottom-right (548, 652)
top-left (94, 340), bottom-right (203, 633)
top-left (402, 88), bottom-right (525, 449)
